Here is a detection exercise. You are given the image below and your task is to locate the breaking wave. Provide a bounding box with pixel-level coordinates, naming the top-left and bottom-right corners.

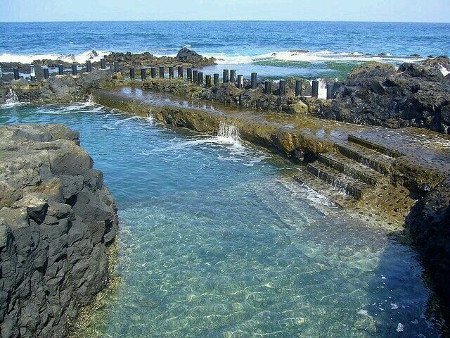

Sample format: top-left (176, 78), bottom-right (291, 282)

top-left (206, 50), bottom-right (425, 65)
top-left (0, 50), bottom-right (111, 64)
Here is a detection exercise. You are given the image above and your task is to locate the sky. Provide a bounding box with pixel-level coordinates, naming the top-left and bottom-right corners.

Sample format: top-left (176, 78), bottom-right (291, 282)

top-left (1, 0), bottom-right (449, 23)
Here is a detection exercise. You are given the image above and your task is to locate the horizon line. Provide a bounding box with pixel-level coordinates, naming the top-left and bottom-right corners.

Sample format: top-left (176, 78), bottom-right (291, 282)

top-left (1, 19), bottom-right (449, 24)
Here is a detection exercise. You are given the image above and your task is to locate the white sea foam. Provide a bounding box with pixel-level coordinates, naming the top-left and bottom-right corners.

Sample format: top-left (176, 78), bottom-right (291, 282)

top-left (205, 50), bottom-right (425, 65)
top-left (396, 323), bottom-right (405, 332)
top-left (440, 65), bottom-right (450, 77)
top-left (357, 309), bottom-right (370, 316)
top-left (0, 50), bottom-right (111, 64)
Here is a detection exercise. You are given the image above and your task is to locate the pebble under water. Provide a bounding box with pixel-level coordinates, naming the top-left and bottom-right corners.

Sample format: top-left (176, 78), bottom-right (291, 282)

top-left (0, 103), bottom-right (444, 337)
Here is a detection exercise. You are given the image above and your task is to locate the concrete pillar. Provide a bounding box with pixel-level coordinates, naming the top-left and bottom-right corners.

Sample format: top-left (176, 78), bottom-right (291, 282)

top-left (43, 67), bottom-right (49, 79)
top-left (187, 68), bottom-right (193, 82)
top-left (159, 66), bottom-right (165, 78)
top-left (30, 65), bottom-right (36, 81)
top-left (100, 58), bottom-right (106, 69)
top-left (264, 80), bottom-right (272, 94)
top-left (205, 74), bottom-right (212, 88)
top-left (312, 80), bottom-right (319, 98)
top-left (279, 80), bottom-right (286, 96)
top-left (197, 71), bottom-right (203, 85)
top-left (86, 60), bottom-right (92, 72)
top-left (178, 66), bottom-right (183, 78)
top-left (251, 72), bottom-right (257, 89)
top-left (223, 69), bottom-right (229, 83)
top-left (326, 82), bottom-right (333, 99)
top-left (213, 73), bottom-right (219, 86)
top-left (295, 80), bottom-right (302, 96)
top-left (169, 66), bottom-right (174, 78)
top-left (193, 70), bottom-right (198, 83)
top-left (13, 67), bottom-right (19, 80)
top-left (72, 63), bottom-right (78, 76)
top-left (58, 64), bottom-right (64, 75)
top-left (230, 70), bottom-right (236, 83)
top-left (141, 68), bottom-right (147, 80)
top-left (150, 67), bottom-right (157, 78)
top-left (130, 68), bottom-right (135, 79)
top-left (237, 75), bottom-right (244, 88)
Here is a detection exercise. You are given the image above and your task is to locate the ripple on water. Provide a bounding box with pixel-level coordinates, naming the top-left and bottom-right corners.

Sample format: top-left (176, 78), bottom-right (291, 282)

top-left (0, 103), bottom-right (443, 337)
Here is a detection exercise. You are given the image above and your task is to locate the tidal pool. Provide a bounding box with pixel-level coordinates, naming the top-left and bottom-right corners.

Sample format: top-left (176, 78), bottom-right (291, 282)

top-left (0, 103), bottom-right (443, 337)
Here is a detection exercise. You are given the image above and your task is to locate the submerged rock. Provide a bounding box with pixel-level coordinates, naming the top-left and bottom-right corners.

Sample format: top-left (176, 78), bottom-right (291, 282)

top-left (0, 125), bottom-right (118, 337)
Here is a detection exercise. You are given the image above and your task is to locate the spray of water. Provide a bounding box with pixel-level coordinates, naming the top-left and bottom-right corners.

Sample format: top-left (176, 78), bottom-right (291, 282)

top-left (217, 122), bottom-right (240, 144)
top-left (4, 89), bottom-right (19, 105)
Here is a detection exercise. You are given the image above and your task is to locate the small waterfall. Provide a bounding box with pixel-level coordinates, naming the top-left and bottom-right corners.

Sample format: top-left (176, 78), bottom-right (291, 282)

top-left (86, 94), bottom-right (94, 104)
top-left (4, 88), bottom-right (19, 104)
top-left (217, 122), bottom-right (240, 143)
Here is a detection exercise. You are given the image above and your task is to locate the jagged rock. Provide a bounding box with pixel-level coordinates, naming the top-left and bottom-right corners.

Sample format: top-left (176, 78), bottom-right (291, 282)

top-left (321, 57), bottom-right (450, 134)
top-left (176, 47), bottom-right (202, 62)
top-left (0, 125), bottom-right (118, 338)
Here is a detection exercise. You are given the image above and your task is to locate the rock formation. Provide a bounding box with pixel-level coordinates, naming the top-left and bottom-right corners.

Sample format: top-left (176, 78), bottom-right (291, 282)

top-left (323, 57), bottom-right (450, 133)
top-left (175, 47), bottom-right (216, 67)
top-left (0, 125), bottom-right (118, 337)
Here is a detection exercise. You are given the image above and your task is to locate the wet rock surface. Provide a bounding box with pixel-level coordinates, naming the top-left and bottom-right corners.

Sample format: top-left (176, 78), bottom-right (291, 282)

top-left (322, 57), bottom-right (450, 133)
top-left (3, 70), bottom-right (112, 104)
top-left (0, 125), bottom-right (118, 337)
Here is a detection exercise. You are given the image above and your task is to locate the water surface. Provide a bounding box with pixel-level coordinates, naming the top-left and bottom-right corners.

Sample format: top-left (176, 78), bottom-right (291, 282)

top-left (1, 21), bottom-right (449, 79)
top-left (0, 103), bottom-right (443, 336)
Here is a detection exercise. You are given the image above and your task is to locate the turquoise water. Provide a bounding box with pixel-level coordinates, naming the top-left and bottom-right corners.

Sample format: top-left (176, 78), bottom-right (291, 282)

top-left (0, 103), bottom-right (444, 336)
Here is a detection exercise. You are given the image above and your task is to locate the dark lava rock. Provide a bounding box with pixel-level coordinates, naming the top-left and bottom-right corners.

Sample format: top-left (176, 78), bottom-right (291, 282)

top-left (175, 47), bottom-right (216, 67)
top-left (407, 176), bottom-right (450, 321)
top-left (0, 125), bottom-right (118, 338)
top-left (320, 57), bottom-right (450, 134)
top-left (176, 47), bottom-right (203, 63)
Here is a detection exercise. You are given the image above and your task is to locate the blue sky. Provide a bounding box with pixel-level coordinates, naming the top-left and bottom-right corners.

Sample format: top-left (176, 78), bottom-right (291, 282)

top-left (1, 0), bottom-right (449, 23)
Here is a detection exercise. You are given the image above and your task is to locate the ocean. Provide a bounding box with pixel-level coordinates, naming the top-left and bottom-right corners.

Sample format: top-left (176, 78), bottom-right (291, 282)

top-left (1, 21), bottom-right (449, 79)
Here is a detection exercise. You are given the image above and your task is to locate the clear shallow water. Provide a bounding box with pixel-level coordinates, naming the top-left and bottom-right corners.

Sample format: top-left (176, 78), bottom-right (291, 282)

top-left (0, 103), bottom-right (444, 336)
top-left (1, 21), bottom-right (449, 79)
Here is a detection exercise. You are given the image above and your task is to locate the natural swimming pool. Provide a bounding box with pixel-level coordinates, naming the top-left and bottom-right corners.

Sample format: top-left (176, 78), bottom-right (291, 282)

top-left (0, 102), bottom-right (443, 336)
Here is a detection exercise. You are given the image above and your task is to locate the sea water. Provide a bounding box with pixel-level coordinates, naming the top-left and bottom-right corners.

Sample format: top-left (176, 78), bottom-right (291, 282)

top-left (0, 102), bottom-right (444, 336)
top-left (1, 21), bottom-right (449, 79)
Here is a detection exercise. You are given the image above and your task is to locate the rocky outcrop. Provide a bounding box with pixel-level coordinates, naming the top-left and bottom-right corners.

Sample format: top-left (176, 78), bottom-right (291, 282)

top-left (321, 57), bottom-right (450, 133)
top-left (4, 70), bottom-right (112, 104)
top-left (104, 48), bottom-right (216, 69)
top-left (0, 125), bottom-right (118, 337)
top-left (175, 47), bottom-right (216, 67)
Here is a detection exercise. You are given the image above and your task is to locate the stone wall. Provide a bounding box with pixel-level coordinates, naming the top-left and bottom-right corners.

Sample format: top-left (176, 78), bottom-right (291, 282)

top-left (0, 125), bottom-right (118, 337)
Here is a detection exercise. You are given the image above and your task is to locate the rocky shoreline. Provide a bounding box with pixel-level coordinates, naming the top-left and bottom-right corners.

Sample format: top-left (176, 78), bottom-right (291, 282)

top-left (0, 49), bottom-right (449, 330)
top-left (0, 125), bottom-right (119, 337)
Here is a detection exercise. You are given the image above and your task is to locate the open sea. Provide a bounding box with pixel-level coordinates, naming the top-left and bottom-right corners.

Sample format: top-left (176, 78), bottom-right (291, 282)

top-left (1, 21), bottom-right (449, 78)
